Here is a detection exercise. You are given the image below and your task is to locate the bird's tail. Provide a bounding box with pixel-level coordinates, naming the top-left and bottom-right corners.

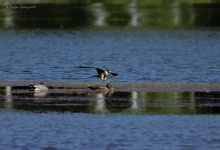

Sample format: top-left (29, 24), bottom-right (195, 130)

top-left (111, 72), bottom-right (118, 76)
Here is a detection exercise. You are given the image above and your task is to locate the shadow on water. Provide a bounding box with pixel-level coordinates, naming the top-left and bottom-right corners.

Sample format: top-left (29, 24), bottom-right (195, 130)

top-left (0, 85), bottom-right (220, 114)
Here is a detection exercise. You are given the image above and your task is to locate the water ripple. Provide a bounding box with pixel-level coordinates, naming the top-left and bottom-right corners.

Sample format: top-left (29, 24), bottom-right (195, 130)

top-left (0, 29), bottom-right (220, 83)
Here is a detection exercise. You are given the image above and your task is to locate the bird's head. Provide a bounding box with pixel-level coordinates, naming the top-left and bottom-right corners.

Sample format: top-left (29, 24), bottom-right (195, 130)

top-left (29, 84), bottom-right (35, 91)
top-left (106, 83), bottom-right (114, 91)
top-left (106, 83), bottom-right (112, 88)
top-left (106, 70), bottom-right (111, 73)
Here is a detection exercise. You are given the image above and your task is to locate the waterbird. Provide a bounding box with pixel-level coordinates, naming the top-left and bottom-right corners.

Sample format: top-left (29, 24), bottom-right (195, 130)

top-left (29, 83), bottom-right (49, 92)
top-left (88, 83), bottom-right (114, 95)
top-left (88, 83), bottom-right (114, 91)
top-left (78, 66), bottom-right (118, 81)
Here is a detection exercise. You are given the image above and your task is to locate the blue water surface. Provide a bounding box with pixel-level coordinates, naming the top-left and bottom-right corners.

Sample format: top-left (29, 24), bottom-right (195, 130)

top-left (1, 28), bottom-right (220, 150)
top-left (1, 2), bottom-right (220, 150)
top-left (0, 28), bottom-right (219, 83)
top-left (1, 110), bottom-right (220, 150)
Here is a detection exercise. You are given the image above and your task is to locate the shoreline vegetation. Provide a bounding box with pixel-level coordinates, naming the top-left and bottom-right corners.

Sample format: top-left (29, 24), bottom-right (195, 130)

top-left (1, 0), bottom-right (220, 29)
top-left (0, 0), bottom-right (216, 5)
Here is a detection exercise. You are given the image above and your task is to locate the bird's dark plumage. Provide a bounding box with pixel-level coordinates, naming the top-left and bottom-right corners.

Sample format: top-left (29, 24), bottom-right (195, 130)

top-left (111, 72), bottom-right (118, 76)
top-left (78, 66), bottom-right (118, 81)
top-left (95, 68), bottom-right (105, 75)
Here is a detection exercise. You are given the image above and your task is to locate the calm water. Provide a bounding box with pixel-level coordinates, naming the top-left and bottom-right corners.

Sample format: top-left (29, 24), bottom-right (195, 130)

top-left (1, 111), bottom-right (220, 150)
top-left (1, 85), bottom-right (220, 149)
top-left (1, 17), bottom-right (220, 150)
top-left (1, 1), bottom-right (220, 149)
top-left (0, 28), bottom-right (220, 83)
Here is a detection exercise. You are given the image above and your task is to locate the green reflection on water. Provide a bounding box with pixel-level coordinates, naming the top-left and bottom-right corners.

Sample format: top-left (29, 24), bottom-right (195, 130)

top-left (0, 86), bottom-right (220, 114)
top-left (0, 0), bottom-right (220, 29)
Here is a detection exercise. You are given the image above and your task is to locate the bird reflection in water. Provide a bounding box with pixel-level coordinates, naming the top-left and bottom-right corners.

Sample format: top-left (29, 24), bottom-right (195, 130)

top-left (88, 83), bottom-right (115, 113)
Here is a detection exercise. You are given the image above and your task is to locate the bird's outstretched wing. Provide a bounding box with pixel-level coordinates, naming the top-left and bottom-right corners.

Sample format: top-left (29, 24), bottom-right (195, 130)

top-left (95, 68), bottom-right (105, 74)
top-left (111, 72), bottom-right (118, 76)
top-left (77, 66), bottom-right (95, 69)
top-left (78, 66), bottom-right (115, 76)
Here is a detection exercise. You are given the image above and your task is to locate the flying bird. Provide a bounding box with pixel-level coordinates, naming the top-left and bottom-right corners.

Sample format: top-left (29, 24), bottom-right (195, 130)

top-left (78, 66), bottom-right (118, 81)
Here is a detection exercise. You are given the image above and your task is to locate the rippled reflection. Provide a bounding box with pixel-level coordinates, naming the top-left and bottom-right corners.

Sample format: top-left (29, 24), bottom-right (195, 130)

top-left (0, 85), bottom-right (220, 114)
top-left (5, 86), bottom-right (13, 108)
top-left (0, 0), bottom-right (220, 29)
